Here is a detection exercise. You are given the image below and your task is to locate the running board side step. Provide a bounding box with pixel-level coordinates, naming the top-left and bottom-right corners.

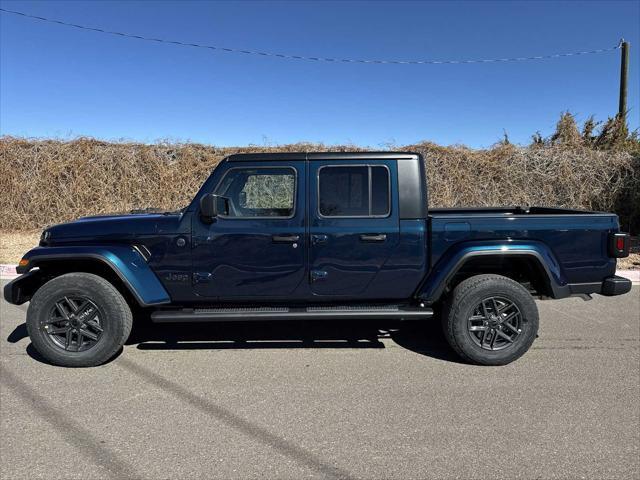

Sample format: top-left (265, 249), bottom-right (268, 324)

top-left (151, 305), bottom-right (433, 323)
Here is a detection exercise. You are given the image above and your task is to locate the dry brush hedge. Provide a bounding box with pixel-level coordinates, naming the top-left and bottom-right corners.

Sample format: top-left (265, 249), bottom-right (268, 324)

top-left (1, 136), bottom-right (638, 233)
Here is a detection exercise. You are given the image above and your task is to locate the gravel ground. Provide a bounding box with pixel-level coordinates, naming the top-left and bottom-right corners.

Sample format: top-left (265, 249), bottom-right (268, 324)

top-left (0, 231), bottom-right (40, 264)
top-left (1, 283), bottom-right (638, 480)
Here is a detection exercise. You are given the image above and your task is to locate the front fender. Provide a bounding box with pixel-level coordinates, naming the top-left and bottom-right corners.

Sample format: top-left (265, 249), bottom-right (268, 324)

top-left (417, 240), bottom-right (570, 303)
top-left (7, 245), bottom-right (171, 306)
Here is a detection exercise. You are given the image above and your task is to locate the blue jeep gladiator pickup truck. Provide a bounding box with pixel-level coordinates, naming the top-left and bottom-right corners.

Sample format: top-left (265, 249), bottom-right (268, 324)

top-left (4, 152), bottom-right (632, 367)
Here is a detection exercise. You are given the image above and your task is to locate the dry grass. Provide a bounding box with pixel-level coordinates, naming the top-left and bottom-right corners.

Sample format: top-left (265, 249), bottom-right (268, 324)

top-left (618, 254), bottom-right (640, 270)
top-left (0, 138), bottom-right (364, 230)
top-left (0, 137), bottom-right (638, 233)
top-left (414, 142), bottom-right (638, 231)
top-left (0, 231), bottom-right (40, 263)
top-left (1, 135), bottom-right (638, 268)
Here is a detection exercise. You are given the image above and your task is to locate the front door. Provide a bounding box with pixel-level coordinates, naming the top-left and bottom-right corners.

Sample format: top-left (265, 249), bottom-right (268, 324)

top-left (192, 161), bottom-right (306, 299)
top-left (308, 160), bottom-right (399, 296)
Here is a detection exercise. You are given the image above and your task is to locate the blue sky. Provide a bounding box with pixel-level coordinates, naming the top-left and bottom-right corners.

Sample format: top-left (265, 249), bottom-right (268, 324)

top-left (1, 0), bottom-right (638, 148)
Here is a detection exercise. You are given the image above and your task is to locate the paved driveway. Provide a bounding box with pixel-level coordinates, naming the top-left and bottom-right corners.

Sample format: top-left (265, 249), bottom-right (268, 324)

top-left (1, 282), bottom-right (638, 479)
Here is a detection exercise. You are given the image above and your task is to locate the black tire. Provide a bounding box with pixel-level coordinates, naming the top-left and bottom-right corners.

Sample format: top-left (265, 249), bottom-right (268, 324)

top-left (442, 274), bottom-right (539, 366)
top-left (26, 273), bottom-right (133, 367)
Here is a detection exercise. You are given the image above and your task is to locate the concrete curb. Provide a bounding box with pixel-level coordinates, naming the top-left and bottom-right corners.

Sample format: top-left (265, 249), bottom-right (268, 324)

top-left (1, 264), bottom-right (19, 279)
top-left (1, 263), bottom-right (639, 283)
top-left (620, 270), bottom-right (640, 283)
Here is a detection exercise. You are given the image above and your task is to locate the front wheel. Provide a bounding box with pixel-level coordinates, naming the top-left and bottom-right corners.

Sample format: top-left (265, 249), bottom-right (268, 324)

top-left (442, 274), bottom-right (539, 365)
top-left (26, 273), bottom-right (133, 367)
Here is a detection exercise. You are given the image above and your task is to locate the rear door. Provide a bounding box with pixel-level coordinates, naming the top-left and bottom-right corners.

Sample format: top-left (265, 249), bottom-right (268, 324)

top-left (308, 160), bottom-right (399, 296)
top-left (192, 161), bottom-right (306, 299)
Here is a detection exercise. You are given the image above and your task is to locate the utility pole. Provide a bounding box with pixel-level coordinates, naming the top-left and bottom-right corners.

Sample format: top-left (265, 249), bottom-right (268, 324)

top-left (618, 38), bottom-right (629, 118)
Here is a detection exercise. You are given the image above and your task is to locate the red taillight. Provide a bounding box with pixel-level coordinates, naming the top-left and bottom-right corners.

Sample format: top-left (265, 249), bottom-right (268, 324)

top-left (609, 233), bottom-right (630, 258)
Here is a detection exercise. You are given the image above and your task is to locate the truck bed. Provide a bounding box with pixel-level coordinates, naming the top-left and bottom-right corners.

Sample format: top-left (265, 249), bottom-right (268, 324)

top-left (429, 206), bottom-right (608, 216)
top-left (429, 206), bottom-right (619, 285)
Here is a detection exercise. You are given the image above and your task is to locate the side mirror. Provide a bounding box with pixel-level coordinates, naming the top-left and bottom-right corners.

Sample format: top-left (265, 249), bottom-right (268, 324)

top-left (200, 194), bottom-right (229, 221)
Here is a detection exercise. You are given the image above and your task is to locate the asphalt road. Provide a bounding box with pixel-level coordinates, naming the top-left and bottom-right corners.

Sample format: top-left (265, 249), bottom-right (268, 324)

top-left (1, 282), bottom-right (638, 480)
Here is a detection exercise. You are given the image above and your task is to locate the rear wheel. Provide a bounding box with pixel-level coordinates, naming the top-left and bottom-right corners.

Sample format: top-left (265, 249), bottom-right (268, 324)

top-left (26, 273), bottom-right (132, 367)
top-left (442, 274), bottom-right (539, 365)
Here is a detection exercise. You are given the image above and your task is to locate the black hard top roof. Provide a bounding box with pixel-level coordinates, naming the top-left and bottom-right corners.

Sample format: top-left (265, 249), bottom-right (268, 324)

top-left (225, 151), bottom-right (420, 162)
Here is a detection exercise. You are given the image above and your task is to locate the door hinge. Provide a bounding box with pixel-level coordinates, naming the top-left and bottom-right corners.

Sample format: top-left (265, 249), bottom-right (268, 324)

top-left (310, 270), bottom-right (328, 283)
top-left (311, 234), bottom-right (328, 245)
top-left (193, 272), bottom-right (213, 284)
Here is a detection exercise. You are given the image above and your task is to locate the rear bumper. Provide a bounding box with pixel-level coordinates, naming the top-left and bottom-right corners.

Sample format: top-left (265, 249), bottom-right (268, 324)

top-left (567, 275), bottom-right (632, 297)
top-left (601, 275), bottom-right (633, 296)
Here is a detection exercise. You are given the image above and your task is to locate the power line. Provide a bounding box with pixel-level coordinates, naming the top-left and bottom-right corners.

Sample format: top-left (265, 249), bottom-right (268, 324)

top-left (0, 7), bottom-right (622, 65)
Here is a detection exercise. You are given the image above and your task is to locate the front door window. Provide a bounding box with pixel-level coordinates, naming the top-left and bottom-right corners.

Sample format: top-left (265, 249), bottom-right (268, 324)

top-left (215, 167), bottom-right (296, 218)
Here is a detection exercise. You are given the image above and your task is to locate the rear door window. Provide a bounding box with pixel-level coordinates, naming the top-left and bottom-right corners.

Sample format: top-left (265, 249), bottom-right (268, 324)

top-left (319, 165), bottom-right (390, 217)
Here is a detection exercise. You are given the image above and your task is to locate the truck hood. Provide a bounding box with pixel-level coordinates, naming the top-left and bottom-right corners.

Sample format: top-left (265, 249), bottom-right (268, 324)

top-left (44, 210), bottom-right (185, 244)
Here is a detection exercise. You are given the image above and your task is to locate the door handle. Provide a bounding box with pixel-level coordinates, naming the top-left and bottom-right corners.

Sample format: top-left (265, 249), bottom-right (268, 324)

top-left (359, 234), bottom-right (387, 242)
top-left (311, 234), bottom-right (328, 245)
top-left (272, 234), bottom-right (300, 243)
